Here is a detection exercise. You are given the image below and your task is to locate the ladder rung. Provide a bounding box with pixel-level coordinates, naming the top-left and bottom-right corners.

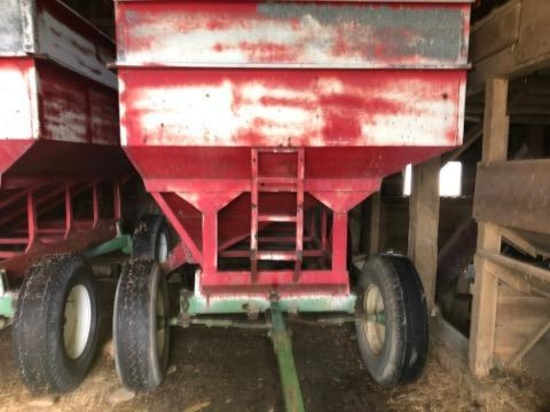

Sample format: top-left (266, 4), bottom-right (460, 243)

top-left (257, 185), bottom-right (297, 193)
top-left (256, 148), bottom-right (299, 154)
top-left (258, 215), bottom-right (297, 223)
top-left (257, 177), bottom-right (298, 184)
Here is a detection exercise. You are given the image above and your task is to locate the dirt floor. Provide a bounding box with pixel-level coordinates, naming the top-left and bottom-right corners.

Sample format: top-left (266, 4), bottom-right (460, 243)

top-left (0, 280), bottom-right (547, 412)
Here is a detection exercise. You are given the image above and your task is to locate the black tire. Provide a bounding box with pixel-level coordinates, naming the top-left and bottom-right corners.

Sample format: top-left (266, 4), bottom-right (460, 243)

top-left (132, 215), bottom-right (170, 262)
top-left (114, 260), bottom-right (170, 391)
top-left (355, 254), bottom-right (428, 386)
top-left (13, 255), bottom-right (99, 394)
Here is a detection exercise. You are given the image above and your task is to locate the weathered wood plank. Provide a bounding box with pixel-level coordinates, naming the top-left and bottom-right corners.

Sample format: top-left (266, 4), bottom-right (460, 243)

top-left (469, 78), bottom-right (509, 378)
top-left (478, 249), bottom-right (550, 285)
top-left (469, 0), bottom-right (520, 63)
top-left (469, 0), bottom-right (550, 93)
top-left (408, 156), bottom-right (440, 309)
top-left (494, 294), bottom-right (550, 362)
top-left (498, 226), bottom-right (550, 259)
top-left (507, 319), bottom-right (550, 366)
top-left (470, 224), bottom-right (501, 376)
top-left (473, 159), bottom-right (550, 234)
top-left (481, 79), bottom-right (510, 163)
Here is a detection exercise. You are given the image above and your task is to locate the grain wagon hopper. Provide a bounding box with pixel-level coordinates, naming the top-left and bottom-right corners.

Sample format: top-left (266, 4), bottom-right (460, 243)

top-left (112, 0), bottom-right (471, 410)
top-left (0, 0), bottom-right (133, 394)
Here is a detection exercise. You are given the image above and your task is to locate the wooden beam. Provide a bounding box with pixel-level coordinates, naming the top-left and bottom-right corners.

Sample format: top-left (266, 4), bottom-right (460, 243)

top-left (408, 156), bottom-right (440, 310)
top-left (498, 227), bottom-right (538, 258)
top-left (469, 0), bottom-right (550, 94)
top-left (469, 0), bottom-right (521, 64)
top-left (470, 78), bottom-right (510, 378)
top-left (507, 319), bottom-right (550, 367)
top-left (481, 79), bottom-right (510, 164)
top-left (473, 159), bottom-right (550, 234)
top-left (477, 249), bottom-right (550, 285)
top-left (470, 225), bottom-right (501, 377)
top-left (494, 294), bottom-right (550, 364)
top-left (485, 260), bottom-right (532, 295)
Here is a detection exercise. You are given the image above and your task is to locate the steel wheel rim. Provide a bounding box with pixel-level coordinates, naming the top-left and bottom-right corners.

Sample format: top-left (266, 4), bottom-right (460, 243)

top-left (156, 287), bottom-right (166, 358)
top-left (64, 285), bottom-right (92, 360)
top-left (361, 284), bottom-right (386, 356)
top-left (157, 232), bottom-right (168, 264)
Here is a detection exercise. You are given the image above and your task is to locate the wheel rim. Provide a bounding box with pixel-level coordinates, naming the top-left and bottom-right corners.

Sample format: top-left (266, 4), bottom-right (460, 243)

top-left (361, 284), bottom-right (386, 356)
top-left (155, 287), bottom-right (166, 359)
top-left (64, 285), bottom-right (92, 360)
top-left (157, 232), bottom-right (168, 264)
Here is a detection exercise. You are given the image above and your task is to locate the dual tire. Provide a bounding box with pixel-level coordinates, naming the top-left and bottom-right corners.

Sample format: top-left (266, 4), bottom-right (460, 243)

top-left (12, 215), bottom-right (171, 394)
top-left (13, 218), bottom-right (427, 393)
top-left (114, 215), bottom-right (171, 390)
top-left (13, 255), bottom-right (98, 394)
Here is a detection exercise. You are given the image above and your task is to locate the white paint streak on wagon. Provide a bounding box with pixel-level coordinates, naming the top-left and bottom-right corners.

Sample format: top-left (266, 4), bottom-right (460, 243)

top-left (0, 64), bottom-right (39, 140)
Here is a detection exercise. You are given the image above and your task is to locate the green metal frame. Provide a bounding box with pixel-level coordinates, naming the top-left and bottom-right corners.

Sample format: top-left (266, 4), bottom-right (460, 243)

top-left (0, 270), bottom-right (15, 321)
top-left (180, 290), bottom-right (357, 316)
top-left (0, 234), bottom-right (132, 324)
top-left (83, 235), bottom-right (133, 259)
top-left (171, 290), bottom-right (364, 412)
top-left (270, 301), bottom-right (306, 412)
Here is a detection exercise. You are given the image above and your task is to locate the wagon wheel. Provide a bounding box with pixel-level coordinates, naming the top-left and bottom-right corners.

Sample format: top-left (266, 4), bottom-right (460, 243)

top-left (13, 255), bottom-right (99, 394)
top-left (355, 254), bottom-right (428, 386)
top-left (132, 215), bottom-right (170, 263)
top-left (113, 260), bottom-right (170, 390)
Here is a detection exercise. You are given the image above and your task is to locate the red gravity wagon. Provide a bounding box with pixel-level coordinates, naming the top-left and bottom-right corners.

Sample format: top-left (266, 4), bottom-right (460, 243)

top-left (3, 0), bottom-right (472, 409)
top-left (112, 0), bottom-right (471, 409)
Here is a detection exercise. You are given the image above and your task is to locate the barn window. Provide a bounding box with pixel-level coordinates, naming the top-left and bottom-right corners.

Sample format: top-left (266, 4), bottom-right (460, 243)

top-left (403, 161), bottom-right (463, 198)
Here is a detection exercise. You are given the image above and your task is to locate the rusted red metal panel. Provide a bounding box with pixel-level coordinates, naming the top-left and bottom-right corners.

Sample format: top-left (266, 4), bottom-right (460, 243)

top-left (120, 69), bottom-right (465, 148)
top-left (116, 1), bottom-right (470, 69)
top-left (0, 59), bottom-right (122, 179)
top-left (0, 0), bottom-right (116, 88)
top-left (37, 60), bottom-right (119, 145)
top-left (0, 1), bottom-right (130, 282)
top-left (0, 0), bottom-right (121, 175)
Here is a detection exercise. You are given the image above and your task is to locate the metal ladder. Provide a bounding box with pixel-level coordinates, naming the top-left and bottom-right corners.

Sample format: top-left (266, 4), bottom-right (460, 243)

top-left (250, 148), bottom-right (305, 281)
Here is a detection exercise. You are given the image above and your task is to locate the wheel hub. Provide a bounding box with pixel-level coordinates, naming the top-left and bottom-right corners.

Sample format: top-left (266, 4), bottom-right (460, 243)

top-left (360, 284), bottom-right (386, 356)
top-left (64, 285), bottom-right (92, 360)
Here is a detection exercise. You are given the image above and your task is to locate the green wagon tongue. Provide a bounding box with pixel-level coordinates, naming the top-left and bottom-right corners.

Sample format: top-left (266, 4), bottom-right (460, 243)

top-left (270, 301), bottom-right (306, 412)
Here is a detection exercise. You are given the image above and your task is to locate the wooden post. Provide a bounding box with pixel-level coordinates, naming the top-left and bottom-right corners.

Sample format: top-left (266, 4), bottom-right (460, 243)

top-left (408, 156), bottom-right (441, 310)
top-left (369, 192), bottom-right (382, 255)
top-left (469, 78), bottom-right (510, 377)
